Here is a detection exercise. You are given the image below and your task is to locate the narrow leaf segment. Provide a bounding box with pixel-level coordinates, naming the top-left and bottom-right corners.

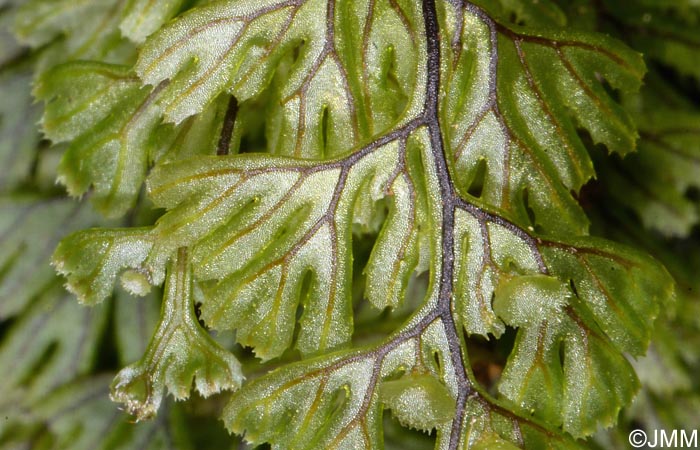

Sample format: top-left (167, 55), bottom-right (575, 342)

top-left (111, 247), bottom-right (244, 420)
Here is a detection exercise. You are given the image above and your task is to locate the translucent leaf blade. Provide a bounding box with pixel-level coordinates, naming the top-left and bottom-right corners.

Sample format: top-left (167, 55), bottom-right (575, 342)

top-left (111, 248), bottom-right (243, 420)
top-left (36, 62), bottom-right (164, 217)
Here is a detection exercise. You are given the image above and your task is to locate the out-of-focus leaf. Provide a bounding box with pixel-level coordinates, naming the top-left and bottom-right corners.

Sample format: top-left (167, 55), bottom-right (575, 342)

top-left (0, 286), bottom-right (108, 412)
top-left (0, 196), bottom-right (104, 318)
top-left (12, 0), bottom-right (135, 71)
top-left (0, 62), bottom-right (40, 191)
top-left (595, 78), bottom-right (700, 237)
top-left (114, 286), bottom-right (161, 366)
top-left (30, 376), bottom-right (195, 450)
top-left (0, 7), bottom-right (24, 66)
top-left (601, 0), bottom-right (700, 80)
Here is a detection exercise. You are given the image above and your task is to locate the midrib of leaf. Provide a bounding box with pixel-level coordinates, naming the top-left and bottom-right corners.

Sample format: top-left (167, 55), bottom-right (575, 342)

top-left (419, 2), bottom-right (469, 446)
top-left (248, 1), bottom-right (565, 447)
top-left (403, 5), bottom-right (564, 447)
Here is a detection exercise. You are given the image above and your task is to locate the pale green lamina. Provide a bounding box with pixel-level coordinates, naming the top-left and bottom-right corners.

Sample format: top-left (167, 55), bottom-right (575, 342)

top-left (134, 0), bottom-right (425, 156)
top-left (120, 269), bottom-right (153, 297)
top-left (52, 228), bottom-right (154, 305)
top-left (364, 175), bottom-right (426, 310)
top-left (36, 62), bottom-right (163, 217)
top-left (441, 12), bottom-right (643, 234)
top-left (36, 63), bottom-right (141, 142)
top-left (491, 270), bottom-right (651, 436)
top-left (493, 274), bottom-right (570, 326)
top-left (493, 276), bottom-right (569, 425)
top-left (508, 71), bottom-right (589, 190)
top-left (550, 46), bottom-right (638, 153)
top-left (193, 168), bottom-right (341, 278)
top-left (149, 171), bottom-right (312, 280)
top-left (559, 319), bottom-right (639, 437)
top-left (276, 57), bottom-right (358, 157)
top-left (348, 0), bottom-right (417, 135)
top-left (487, 223), bottom-right (540, 272)
top-left (225, 355), bottom-right (381, 449)
top-left (442, 11), bottom-right (493, 140)
top-left (409, 126), bottom-right (444, 273)
top-left (508, 142), bottom-right (591, 235)
top-left (457, 400), bottom-right (495, 449)
top-left (542, 239), bottom-right (671, 355)
top-left (136, 0), bottom-right (329, 124)
top-left (35, 62), bottom-right (241, 218)
top-left (350, 176), bottom-right (389, 234)
top-left (453, 210), bottom-right (504, 337)
top-left (55, 135), bottom-right (428, 358)
top-left (452, 112), bottom-right (507, 206)
top-left (456, 390), bottom-right (585, 449)
top-left (381, 374), bottom-right (455, 433)
top-left (379, 340), bottom-right (419, 379)
top-left (449, 213), bottom-right (671, 437)
top-left (206, 264), bottom-right (293, 360)
top-left (203, 224), bottom-right (339, 360)
top-left (341, 0), bottom-right (424, 134)
top-left (111, 248), bottom-right (243, 420)
top-left (471, 433), bottom-right (522, 450)
top-left (291, 222), bottom-right (352, 356)
top-left (142, 142), bottom-right (418, 357)
top-left (418, 319), bottom-right (460, 400)
top-left (223, 320), bottom-right (457, 449)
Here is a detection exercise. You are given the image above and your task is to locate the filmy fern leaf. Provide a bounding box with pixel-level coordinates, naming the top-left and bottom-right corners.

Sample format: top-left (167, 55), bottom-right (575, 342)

top-left (31, 0), bottom-right (679, 448)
